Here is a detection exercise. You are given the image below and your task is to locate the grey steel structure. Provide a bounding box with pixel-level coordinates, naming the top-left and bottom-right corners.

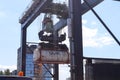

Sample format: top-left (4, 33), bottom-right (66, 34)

top-left (19, 0), bottom-right (118, 80)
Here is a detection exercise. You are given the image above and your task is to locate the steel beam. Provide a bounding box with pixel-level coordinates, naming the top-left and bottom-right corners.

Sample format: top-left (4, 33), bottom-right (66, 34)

top-left (81, 0), bottom-right (103, 15)
top-left (21, 28), bottom-right (27, 75)
top-left (54, 0), bottom-right (103, 31)
top-left (19, 0), bottom-right (42, 24)
top-left (54, 19), bottom-right (67, 31)
top-left (69, 0), bottom-right (83, 79)
top-left (20, 0), bottom-right (52, 29)
top-left (54, 64), bottom-right (59, 80)
top-left (20, 0), bottom-right (103, 30)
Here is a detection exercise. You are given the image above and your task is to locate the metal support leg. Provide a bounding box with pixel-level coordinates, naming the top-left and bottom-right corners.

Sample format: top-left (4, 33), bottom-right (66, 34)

top-left (69, 0), bottom-right (83, 80)
top-left (21, 27), bottom-right (27, 76)
top-left (53, 31), bottom-right (59, 80)
top-left (54, 64), bottom-right (59, 80)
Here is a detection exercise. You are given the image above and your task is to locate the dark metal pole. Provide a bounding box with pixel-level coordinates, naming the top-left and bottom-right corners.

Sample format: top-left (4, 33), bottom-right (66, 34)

top-left (69, 0), bottom-right (83, 80)
top-left (54, 64), bottom-right (59, 80)
top-left (53, 31), bottom-right (59, 80)
top-left (21, 27), bottom-right (27, 76)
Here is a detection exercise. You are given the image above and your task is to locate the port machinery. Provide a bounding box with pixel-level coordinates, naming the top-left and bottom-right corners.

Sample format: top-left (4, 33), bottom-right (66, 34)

top-left (19, 0), bottom-right (104, 80)
top-left (19, 0), bottom-right (120, 80)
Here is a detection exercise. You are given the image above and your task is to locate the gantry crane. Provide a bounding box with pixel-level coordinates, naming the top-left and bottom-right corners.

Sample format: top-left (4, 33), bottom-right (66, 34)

top-left (19, 0), bottom-right (113, 80)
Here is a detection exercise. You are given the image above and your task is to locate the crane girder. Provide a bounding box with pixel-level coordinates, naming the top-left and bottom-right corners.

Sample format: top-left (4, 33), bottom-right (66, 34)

top-left (54, 0), bottom-right (104, 31)
top-left (20, 0), bottom-right (103, 30)
top-left (20, 0), bottom-right (52, 29)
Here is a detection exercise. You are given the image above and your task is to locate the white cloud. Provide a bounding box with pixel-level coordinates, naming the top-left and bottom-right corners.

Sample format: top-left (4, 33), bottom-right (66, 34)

top-left (82, 19), bottom-right (87, 24)
top-left (61, 19), bottom-right (114, 48)
top-left (0, 65), bottom-right (17, 72)
top-left (91, 21), bottom-right (97, 25)
top-left (82, 26), bottom-right (114, 47)
top-left (83, 26), bottom-right (98, 38)
top-left (59, 65), bottom-right (70, 80)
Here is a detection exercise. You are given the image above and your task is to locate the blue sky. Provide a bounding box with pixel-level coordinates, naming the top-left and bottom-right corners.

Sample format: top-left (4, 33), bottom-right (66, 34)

top-left (83, 0), bottom-right (120, 58)
top-left (0, 0), bottom-right (120, 79)
top-left (0, 0), bottom-right (31, 69)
